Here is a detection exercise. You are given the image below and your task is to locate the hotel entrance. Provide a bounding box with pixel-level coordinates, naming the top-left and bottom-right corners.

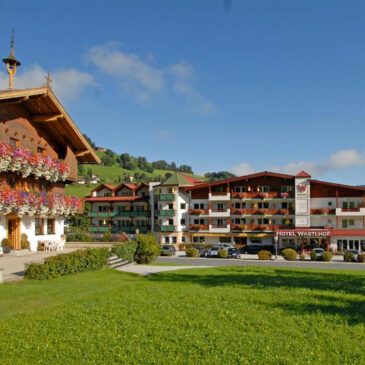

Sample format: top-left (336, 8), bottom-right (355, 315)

top-left (7, 216), bottom-right (21, 250)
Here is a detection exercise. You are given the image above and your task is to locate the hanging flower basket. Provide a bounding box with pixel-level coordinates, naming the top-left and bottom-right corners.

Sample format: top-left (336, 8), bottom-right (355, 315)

top-left (0, 142), bottom-right (70, 182)
top-left (280, 192), bottom-right (289, 199)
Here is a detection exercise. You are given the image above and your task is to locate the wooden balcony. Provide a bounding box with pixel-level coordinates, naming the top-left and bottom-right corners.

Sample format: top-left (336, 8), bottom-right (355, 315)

top-left (188, 224), bottom-right (209, 231)
top-left (189, 209), bottom-right (209, 215)
top-left (230, 208), bottom-right (294, 216)
top-left (231, 192), bottom-right (294, 200)
top-left (231, 224), bottom-right (294, 232)
top-left (310, 208), bottom-right (336, 215)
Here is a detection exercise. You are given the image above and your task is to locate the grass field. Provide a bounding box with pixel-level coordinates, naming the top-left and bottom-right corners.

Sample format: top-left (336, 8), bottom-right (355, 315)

top-left (0, 266), bottom-right (364, 364)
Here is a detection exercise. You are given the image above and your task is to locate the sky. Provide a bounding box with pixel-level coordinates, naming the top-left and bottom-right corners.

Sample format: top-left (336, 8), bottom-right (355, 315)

top-left (1, 0), bottom-right (365, 184)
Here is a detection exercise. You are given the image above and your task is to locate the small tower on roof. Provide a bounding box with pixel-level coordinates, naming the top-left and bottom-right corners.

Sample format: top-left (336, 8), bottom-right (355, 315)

top-left (2, 30), bottom-right (21, 90)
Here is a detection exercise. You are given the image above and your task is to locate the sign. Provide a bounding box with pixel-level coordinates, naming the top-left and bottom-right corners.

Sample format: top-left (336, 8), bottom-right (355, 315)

top-left (296, 184), bottom-right (308, 196)
top-left (277, 230), bottom-right (331, 238)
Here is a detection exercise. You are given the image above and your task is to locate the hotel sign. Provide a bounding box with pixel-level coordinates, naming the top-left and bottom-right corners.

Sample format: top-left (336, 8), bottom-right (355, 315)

top-left (296, 184), bottom-right (308, 197)
top-left (277, 230), bottom-right (331, 237)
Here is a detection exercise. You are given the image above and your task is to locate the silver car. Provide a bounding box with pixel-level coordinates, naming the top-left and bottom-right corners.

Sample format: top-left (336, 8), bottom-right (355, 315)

top-left (206, 246), bottom-right (220, 257)
top-left (345, 249), bottom-right (359, 261)
top-left (217, 243), bottom-right (234, 251)
top-left (312, 248), bottom-right (325, 258)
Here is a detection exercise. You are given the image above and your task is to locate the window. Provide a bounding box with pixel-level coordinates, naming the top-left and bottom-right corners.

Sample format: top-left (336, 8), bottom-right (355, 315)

top-left (168, 219), bottom-right (173, 225)
top-left (172, 237), bottom-right (177, 244)
top-left (182, 236), bottom-right (186, 243)
top-left (9, 138), bottom-right (19, 147)
top-left (281, 186), bottom-right (292, 193)
top-left (234, 186), bottom-right (246, 193)
top-left (281, 202), bottom-right (288, 209)
top-left (328, 202), bottom-right (332, 206)
top-left (193, 236), bottom-right (205, 243)
top-left (181, 219), bottom-right (185, 226)
top-left (8, 176), bottom-right (16, 188)
top-left (349, 219), bottom-right (355, 226)
top-left (47, 219), bottom-right (56, 234)
top-left (194, 203), bottom-right (199, 209)
top-left (342, 219), bottom-right (348, 228)
top-left (35, 218), bottom-right (45, 235)
top-left (180, 203), bottom-right (186, 210)
top-left (234, 202), bottom-right (241, 209)
top-left (164, 236), bottom-right (170, 244)
top-left (168, 203), bottom-right (174, 209)
top-left (259, 186), bottom-right (270, 192)
top-left (37, 147), bottom-right (47, 156)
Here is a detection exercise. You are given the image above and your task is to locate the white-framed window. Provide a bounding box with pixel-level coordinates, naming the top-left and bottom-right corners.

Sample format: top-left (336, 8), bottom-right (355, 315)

top-left (164, 236), bottom-right (170, 244)
top-left (259, 186), bottom-right (270, 193)
top-left (234, 186), bottom-right (246, 193)
top-left (172, 237), bottom-right (177, 244)
top-left (281, 186), bottom-right (292, 193)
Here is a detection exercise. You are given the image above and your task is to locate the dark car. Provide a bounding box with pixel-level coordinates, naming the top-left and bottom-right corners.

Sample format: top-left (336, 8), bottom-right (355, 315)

top-left (195, 246), bottom-right (208, 257)
top-left (160, 245), bottom-right (176, 256)
top-left (242, 245), bottom-right (276, 255)
top-left (227, 247), bottom-right (240, 258)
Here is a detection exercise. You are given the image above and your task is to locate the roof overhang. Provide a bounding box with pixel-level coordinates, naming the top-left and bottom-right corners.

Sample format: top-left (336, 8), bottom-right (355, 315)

top-left (0, 87), bottom-right (100, 164)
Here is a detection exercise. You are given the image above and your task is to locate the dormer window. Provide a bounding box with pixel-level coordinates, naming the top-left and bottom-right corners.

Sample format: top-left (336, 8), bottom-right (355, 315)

top-left (10, 138), bottom-right (19, 147)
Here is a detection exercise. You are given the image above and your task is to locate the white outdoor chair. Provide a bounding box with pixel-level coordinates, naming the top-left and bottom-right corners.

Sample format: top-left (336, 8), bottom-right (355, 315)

top-left (44, 241), bottom-right (52, 251)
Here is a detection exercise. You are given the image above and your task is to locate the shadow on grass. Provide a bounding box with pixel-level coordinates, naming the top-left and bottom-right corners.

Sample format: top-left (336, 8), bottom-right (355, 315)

top-left (147, 266), bottom-right (365, 325)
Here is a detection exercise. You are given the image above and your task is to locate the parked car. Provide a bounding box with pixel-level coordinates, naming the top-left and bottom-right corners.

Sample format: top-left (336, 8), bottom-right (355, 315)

top-left (243, 245), bottom-right (275, 255)
top-left (160, 245), bottom-right (176, 256)
top-left (217, 243), bottom-right (235, 250)
top-left (312, 248), bottom-right (325, 259)
top-left (206, 246), bottom-right (220, 257)
top-left (227, 247), bottom-right (240, 258)
top-left (345, 249), bottom-right (359, 262)
top-left (195, 246), bottom-right (208, 257)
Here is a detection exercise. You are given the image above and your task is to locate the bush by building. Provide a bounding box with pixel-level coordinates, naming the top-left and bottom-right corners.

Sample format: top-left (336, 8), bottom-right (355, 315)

top-left (321, 252), bottom-right (332, 262)
top-left (186, 248), bottom-right (199, 257)
top-left (281, 248), bottom-right (297, 261)
top-left (257, 250), bottom-right (272, 260)
top-left (310, 251), bottom-right (318, 261)
top-left (24, 248), bottom-right (109, 280)
top-left (217, 249), bottom-right (228, 258)
top-left (299, 254), bottom-right (305, 261)
top-left (358, 254), bottom-right (365, 263)
top-left (102, 231), bottom-right (113, 242)
top-left (111, 242), bottom-right (138, 262)
top-left (134, 234), bottom-right (160, 264)
top-left (344, 252), bottom-right (355, 262)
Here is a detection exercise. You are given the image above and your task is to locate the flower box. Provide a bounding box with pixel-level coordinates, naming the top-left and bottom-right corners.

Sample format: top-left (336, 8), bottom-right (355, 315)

top-left (0, 142), bottom-right (70, 182)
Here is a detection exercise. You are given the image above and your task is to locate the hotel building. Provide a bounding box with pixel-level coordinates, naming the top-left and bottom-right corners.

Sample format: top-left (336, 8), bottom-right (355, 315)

top-left (151, 171), bottom-right (365, 252)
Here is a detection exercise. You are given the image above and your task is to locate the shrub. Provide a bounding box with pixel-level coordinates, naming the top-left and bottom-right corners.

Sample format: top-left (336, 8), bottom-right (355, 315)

top-left (310, 251), bottom-right (318, 261)
top-left (281, 248), bottom-right (297, 261)
top-left (24, 248), bottom-right (109, 280)
top-left (21, 234), bottom-right (30, 250)
top-left (102, 231), bottom-right (113, 242)
top-left (134, 234), bottom-right (160, 264)
top-left (344, 252), bottom-right (355, 262)
top-left (258, 250), bottom-right (272, 260)
top-left (160, 249), bottom-right (173, 256)
top-left (217, 249), bottom-right (228, 258)
top-left (66, 233), bottom-right (95, 242)
top-left (358, 254), bottom-right (365, 263)
top-left (111, 241), bottom-right (138, 262)
top-left (321, 252), bottom-right (332, 262)
top-left (186, 248), bottom-right (199, 257)
top-left (1, 238), bottom-right (12, 250)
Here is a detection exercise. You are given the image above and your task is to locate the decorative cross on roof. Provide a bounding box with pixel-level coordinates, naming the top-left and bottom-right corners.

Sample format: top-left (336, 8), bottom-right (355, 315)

top-left (45, 72), bottom-right (52, 88)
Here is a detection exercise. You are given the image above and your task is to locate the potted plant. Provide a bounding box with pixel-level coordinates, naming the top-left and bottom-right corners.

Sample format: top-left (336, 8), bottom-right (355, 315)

top-left (1, 238), bottom-right (12, 253)
top-left (21, 234), bottom-right (30, 250)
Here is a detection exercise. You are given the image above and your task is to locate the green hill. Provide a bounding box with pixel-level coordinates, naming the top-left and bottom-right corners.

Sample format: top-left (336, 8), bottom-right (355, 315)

top-left (66, 151), bottom-right (205, 197)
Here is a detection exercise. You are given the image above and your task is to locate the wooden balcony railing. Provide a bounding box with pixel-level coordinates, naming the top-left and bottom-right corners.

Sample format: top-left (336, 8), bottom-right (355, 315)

top-left (231, 192), bottom-right (294, 199)
top-left (189, 209), bottom-right (209, 215)
top-left (310, 208), bottom-right (336, 215)
top-left (231, 224), bottom-right (294, 232)
top-left (230, 208), bottom-right (294, 215)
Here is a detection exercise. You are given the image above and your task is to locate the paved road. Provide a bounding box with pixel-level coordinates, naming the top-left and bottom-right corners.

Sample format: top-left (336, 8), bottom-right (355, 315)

top-left (157, 256), bottom-right (365, 271)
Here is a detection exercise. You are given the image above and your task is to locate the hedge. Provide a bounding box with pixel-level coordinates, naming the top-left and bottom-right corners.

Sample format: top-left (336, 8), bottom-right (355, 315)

top-left (24, 248), bottom-right (109, 280)
top-left (321, 252), bottom-right (332, 262)
top-left (186, 248), bottom-right (199, 257)
top-left (258, 250), bottom-right (272, 260)
top-left (281, 248), bottom-right (297, 261)
top-left (217, 249), bottom-right (228, 258)
top-left (344, 252), bottom-right (355, 262)
top-left (111, 241), bottom-right (138, 262)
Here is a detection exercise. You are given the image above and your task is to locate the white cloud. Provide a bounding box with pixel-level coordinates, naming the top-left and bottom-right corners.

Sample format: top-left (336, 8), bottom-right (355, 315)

top-left (231, 149), bottom-right (365, 177)
top-left (231, 162), bottom-right (255, 176)
top-left (0, 64), bottom-right (95, 100)
top-left (86, 43), bottom-right (214, 114)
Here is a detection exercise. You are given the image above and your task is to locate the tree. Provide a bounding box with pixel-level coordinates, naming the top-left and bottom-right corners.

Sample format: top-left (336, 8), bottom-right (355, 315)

top-left (204, 171), bottom-right (236, 181)
top-left (137, 157), bottom-right (148, 170)
top-left (101, 154), bottom-right (114, 166)
top-left (78, 164), bottom-right (85, 176)
top-left (178, 164), bottom-right (193, 173)
top-left (86, 168), bottom-right (93, 181)
top-left (83, 134), bottom-right (96, 149)
top-left (170, 162), bottom-right (177, 171)
top-left (134, 234), bottom-right (160, 264)
top-left (152, 160), bottom-right (170, 170)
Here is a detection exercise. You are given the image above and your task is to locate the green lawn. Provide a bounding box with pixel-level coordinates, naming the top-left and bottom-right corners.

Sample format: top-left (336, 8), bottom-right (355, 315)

top-left (0, 266), bottom-right (364, 364)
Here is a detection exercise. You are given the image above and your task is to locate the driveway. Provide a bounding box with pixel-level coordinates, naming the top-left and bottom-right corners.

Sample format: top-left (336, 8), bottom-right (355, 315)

top-left (156, 256), bottom-right (365, 271)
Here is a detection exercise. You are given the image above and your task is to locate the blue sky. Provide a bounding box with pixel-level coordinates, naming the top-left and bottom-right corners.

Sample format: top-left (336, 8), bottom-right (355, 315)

top-left (1, 0), bottom-right (365, 184)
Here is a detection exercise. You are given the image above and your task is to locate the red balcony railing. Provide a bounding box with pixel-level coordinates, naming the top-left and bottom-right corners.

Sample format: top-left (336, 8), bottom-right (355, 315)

top-left (188, 224), bottom-right (209, 231)
top-left (231, 192), bottom-right (294, 199)
top-left (310, 208), bottom-right (336, 215)
top-left (230, 208), bottom-right (294, 215)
